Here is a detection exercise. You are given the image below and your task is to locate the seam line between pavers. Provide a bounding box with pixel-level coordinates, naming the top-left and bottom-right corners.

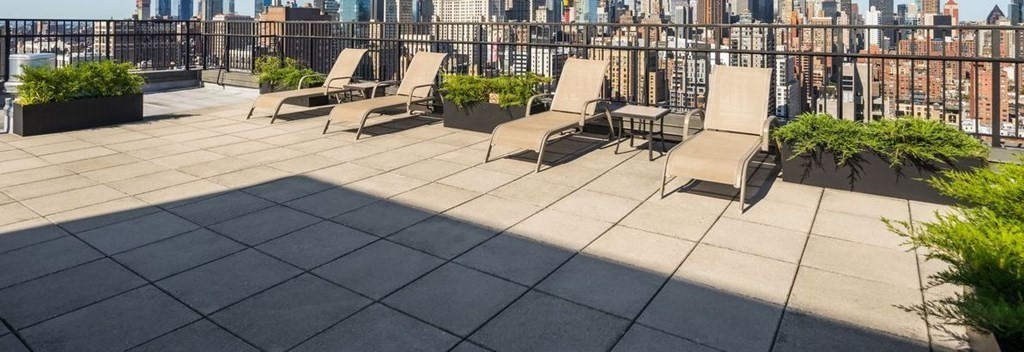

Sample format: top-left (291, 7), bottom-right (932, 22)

top-left (766, 187), bottom-right (823, 352)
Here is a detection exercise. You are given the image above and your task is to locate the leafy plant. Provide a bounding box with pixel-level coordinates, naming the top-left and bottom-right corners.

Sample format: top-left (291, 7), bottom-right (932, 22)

top-left (441, 73), bottom-right (550, 109)
top-left (254, 56), bottom-right (323, 90)
top-left (888, 160), bottom-right (1024, 349)
top-left (16, 61), bottom-right (144, 105)
top-left (774, 113), bottom-right (988, 166)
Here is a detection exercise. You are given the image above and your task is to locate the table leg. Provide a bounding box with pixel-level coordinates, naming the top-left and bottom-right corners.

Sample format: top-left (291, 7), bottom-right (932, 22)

top-left (659, 117), bottom-right (667, 153)
top-left (629, 118), bottom-right (635, 148)
top-left (614, 116), bottom-right (622, 154)
top-left (648, 119), bottom-right (655, 161)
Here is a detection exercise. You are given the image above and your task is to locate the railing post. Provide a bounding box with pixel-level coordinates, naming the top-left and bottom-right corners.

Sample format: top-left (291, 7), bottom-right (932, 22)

top-left (184, 21), bottom-right (192, 71)
top-left (201, 21), bottom-right (208, 70)
top-left (2, 20), bottom-right (10, 83)
top-left (992, 28), bottom-right (1002, 148)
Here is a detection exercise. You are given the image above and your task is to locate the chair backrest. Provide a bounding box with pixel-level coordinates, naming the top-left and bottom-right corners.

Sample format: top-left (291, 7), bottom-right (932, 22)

top-left (396, 52), bottom-right (448, 98)
top-left (704, 65), bottom-right (773, 136)
top-left (549, 58), bottom-right (609, 115)
top-left (323, 48), bottom-right (368, 88)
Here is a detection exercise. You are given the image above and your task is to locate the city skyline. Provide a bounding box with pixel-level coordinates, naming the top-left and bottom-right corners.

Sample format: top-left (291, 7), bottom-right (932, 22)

top-left (2, 0), bottom-right (1007, 21)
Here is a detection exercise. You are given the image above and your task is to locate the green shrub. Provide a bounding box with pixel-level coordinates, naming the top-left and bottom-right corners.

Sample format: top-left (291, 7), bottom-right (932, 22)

top-left (16, 61), bottom-right (144, 105)
top-left (889, 160), bottom-right (1024, 349)
top-left (441, 73), bottom-right (550, 109)
top-left (254, 56), bottom-right (323, 90)
top-left (774, 113), bottom-right (988, 165)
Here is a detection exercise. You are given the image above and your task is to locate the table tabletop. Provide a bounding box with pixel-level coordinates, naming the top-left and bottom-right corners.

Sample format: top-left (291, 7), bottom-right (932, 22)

top-left (610, 105), bottom-right (670, 120)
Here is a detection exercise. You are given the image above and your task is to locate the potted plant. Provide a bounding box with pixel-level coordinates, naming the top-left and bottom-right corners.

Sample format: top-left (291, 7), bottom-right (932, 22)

top-left (888, 159), bottom-right (1024, 351)
top-left (13, 60), bottom-right (145, 136)
top-left (441, 73), bottom-right (551, 133)
top-left (253, 56), bottom-right (329, 107)
top-left (774, 113), bottom-right (989, 204)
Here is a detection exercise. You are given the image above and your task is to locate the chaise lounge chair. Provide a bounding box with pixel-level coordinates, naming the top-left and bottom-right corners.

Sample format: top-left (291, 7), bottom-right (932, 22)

top-left (246, 48), bottom-right (368, 124)
top-left (660, 65), bottom-right (775, 213)
top-left (484, 58), bottom-right (613, 172)
top-left (323, 52), bottom-right (447, 139)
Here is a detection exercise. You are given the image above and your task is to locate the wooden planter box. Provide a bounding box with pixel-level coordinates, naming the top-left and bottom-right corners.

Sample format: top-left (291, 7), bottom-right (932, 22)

top-left (259, 83), bottom-right (330, 107)
top-left (13, 94), bottom-right (144, 136)
top-left (780, 144), bottom-right (986, 204)
top-left (442, 101), bottom-right (548, 134)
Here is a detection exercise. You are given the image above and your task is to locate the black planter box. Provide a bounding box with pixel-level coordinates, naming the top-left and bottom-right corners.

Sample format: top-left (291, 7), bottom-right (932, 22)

top-left (259, 83), bottom-right (330, 107)
top-left (442, 101), bottom-right (548, 133)
top-left (780, 144), bottom-right (986, 204)
top-left (14, 94), bottom-right (144, 137)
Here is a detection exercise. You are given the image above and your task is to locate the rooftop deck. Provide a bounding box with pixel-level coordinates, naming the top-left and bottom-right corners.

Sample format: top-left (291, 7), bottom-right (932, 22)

top-left (0, 87), bottom-right (965, 352)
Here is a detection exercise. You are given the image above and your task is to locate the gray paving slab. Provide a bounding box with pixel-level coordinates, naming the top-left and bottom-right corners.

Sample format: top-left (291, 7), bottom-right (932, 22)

top-left (284, 187), bottom-right (379, 219)
top-left (313, 241), bottom-right (444, 299)
top-left (209, 205), bottom-right (321, 246)
top-left (537, 254), bottom-right (667, 319)
top-left (243, 176), bottom-right (335, 203)
top-left (454, 234), bottom-right (575, 286)
top-left (211, 275), bottom-right (371, 352)
top-left (388, 216), bottom-right (498, 259)
top-left (0, 335), bottom-right (29, 352)
top-left (0, 223), bottom-right (68, 254)
top-left (0, 236), bottom-right (103, 289)
top-left (333, 201), bottom-right (436, 236)
top-left (291, 304), bottom-right (460, 352)
top-left (20, 286), bottom-right (199, 352)
top-left (471, 290), bottom-right (630, 352)
top-left (113, 229), bottom-right (245, 281)
top-left (385, 263), bottom-right (527, 336)
top-left (128, 319), bottom-right (258, 352)
top-left (169, 191), bottom-right (275, 226)
top-left (637, 280), bottom-right (783, 352)
top-left (0, 259), bottom-right (146, 329)
top-left (451, 341), bottom-right (492, 352)
top-left (156, 250), bottom-right (302, 314)
top-left (611, 324), bottom-right (717, 352)
top-left (257, 221), bottom-right (376, 270)
top-left (772, 311), bottom-right (930, 352)
top-left (78, 211), bottom-right (199, 254)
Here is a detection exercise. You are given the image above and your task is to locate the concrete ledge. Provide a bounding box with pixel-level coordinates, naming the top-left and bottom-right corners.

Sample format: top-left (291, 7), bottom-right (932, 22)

top-left (140, 70), bottom-right (201, 93)
top-left (200, 70), bottom-right (260, 89)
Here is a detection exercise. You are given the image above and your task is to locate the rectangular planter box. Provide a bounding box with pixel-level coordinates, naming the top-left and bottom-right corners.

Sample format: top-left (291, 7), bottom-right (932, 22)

top-left (14, 94), bottom-right (144, 137)
top-left (780, 144), bottom-right (985, 205)
top-left (259, 83), bottom-right (330, 107)
top-left (442, 101), bottom-right (548, 134)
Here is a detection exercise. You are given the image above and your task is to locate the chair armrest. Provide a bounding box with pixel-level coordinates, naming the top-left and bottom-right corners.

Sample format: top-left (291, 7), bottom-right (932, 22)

top-left (371, 80), bottom-right (399, 98)
top-left (683, 109), bottom-right (705, 140)
top-left (406, 83), bottom-right (436, 106)
top-left (762, 116), bottom-right (777, 152)
top-left (526, 93), bottom-right (554, 116)
top-left (579, 98), bottom-right (607, 126)
top-left (322, 76), bottom-right (355, 94)
top-left (298, 73), bottom-right (326, 89)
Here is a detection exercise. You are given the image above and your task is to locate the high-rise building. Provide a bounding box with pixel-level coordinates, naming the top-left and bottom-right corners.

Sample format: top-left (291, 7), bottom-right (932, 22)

top-left (1010, 0), bottom-right (1022, 24)
top-left (177, 0), bottom-right (195, 19)
top-left (314, 0), bottom-right (341, 20)
top-left (200, 0), bottom-right (225, 20)
top-left (696, 0), bottom-right (724, 24)
top-left (920, 0), bottom-right (939, 15)
top-left (869, 0), bottom-right (894, 47)
top-left (156, 0), bottom-right (173, 17)
top-left (228, 0), bottom-right (235, 13)
top-left (943, 0), bottom-right (957, 24)
top-left (987, 5), bottom-right (1006, 25)
top-left (136, 0), bottom-right (152, 20)
top-left (638, 0), bottom-right (662, 18)
top-left (338, 0), bottom-right (372, 20)
top-left (255, 0), bottom-right (273, 14)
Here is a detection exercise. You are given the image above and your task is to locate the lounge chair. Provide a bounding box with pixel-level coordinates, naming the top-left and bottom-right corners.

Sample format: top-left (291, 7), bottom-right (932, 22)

top-left (660, 65), bottom-right (775, 213)
top-left (484, 58), bottom-right (613, 173)
top-left (323, 52), bottom-right (447, 139)
top-left (246, 48), bottom-right (368, 124)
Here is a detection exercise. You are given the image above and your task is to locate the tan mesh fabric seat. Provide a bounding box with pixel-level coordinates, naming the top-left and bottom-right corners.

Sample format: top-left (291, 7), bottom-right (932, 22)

top-left (485, 58), bottom-right (613, 172)
top-left (323, 52), bottom-right (447, 139)
top-left (661, 65), bottom-right (775, 213)
top-left (247, 48), bottom-right (368, 123)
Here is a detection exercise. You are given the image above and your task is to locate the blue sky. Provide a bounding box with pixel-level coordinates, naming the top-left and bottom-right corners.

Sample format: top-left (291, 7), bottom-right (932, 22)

top-left (2, 0), bottom-right (1004, 21)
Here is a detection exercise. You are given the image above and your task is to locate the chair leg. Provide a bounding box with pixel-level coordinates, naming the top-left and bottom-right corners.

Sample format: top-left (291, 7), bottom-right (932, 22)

top-left (535, 145), bottom-right (546, 173)
top-left (484, 144), bottom-right (494, 163)
top-left (322, 119), bottom-right (332, 134)
top-left (245, 106), bottom-right (255, 120)
top-left (269, 103), bottom-right (284, 124)
top-left (738, 171), bottom-right (747, 214)
top-left (661, 159), bottom-right (669, 199)
top-left (354, 112), bottom-right (371, 141)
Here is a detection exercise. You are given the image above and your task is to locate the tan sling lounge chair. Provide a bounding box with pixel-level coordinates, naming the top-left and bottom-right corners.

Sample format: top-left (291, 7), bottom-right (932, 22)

top-left (246, 48), bottom-right (368, 123)
top-left (485, 58), bottom-right (613, 173)
top-left (661, 65), bottom-right (775, 213)
top-left (323, 52), bottom-right (447, 139)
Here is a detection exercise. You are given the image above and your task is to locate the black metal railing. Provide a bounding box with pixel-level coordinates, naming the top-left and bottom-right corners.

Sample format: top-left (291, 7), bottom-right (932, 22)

top-left (2, 19), bottom-right (1022, 146)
